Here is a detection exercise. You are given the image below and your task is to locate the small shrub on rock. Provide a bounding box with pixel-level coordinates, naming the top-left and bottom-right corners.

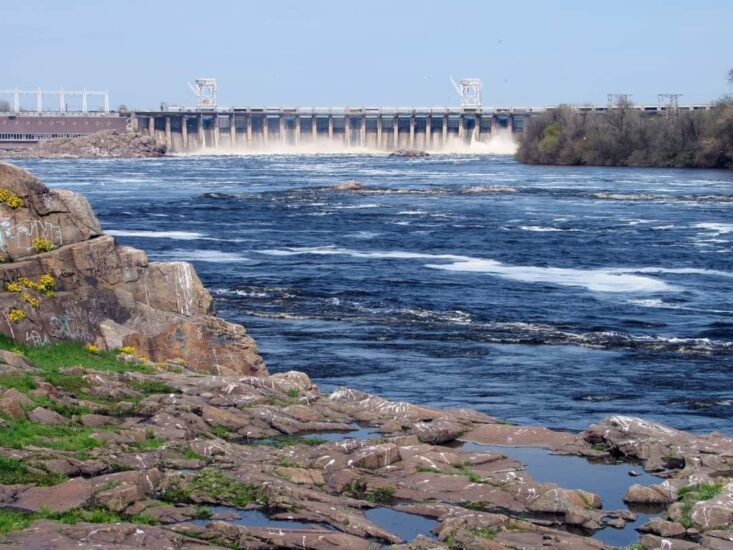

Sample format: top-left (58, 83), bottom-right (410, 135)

top-left (0, 189), bottom-right (23, 209)
top-left (31, 238), bottom-right (54, 254)
top-left (7, 308), bottom-right (26, 323)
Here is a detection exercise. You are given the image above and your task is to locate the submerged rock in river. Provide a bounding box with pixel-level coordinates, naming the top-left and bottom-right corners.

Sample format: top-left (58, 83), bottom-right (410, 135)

top-left (389, 149), bottom-right (429, 158)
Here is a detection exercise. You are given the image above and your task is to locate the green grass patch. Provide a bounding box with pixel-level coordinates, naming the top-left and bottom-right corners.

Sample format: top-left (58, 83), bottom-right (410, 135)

top-left (0, 456), bottom-right (66, 486)
top-left (29, 395), bottom-right (89, 417)
top-left (247, 435), bottom-right (326, 448)
top-left (472, 526), bottom-right (497, 540)
top-left (128, 511), bottom-right (158, 525)
top-left (286, 388), bottom-right (301, 399)
top-left (98, 479), bottom-right (121, 492)
top-left (0, 509), bottom-right (35, 534)
top-left (177, 445), bottom-right (205, 461)
top-left (677, 482), bottom-right (725, 527)
top-left (0, 419), bottom-right (103, 451)
top-left (193, 506), bottom-right (212, 520)
top-left (128, 380), bottom-right (178, 395)
top-left (211, 426), bottom-right (231, 440)
top-left (0, 373), bottom-right (36, 393)
top-left (0, 505), bottom-right (140, 535)
top-left (162, 469), bottom-right (267, 508)
top-left (0, 336), bottom-right (153, 378)
top-left (463, 501), bottom-right (488, 511)
top-left (130, 437), bottom-right (164, 451)
top-left (415, 464), bottom-right (484, 483)
top-left (346, 480), bottom-right (395, 504)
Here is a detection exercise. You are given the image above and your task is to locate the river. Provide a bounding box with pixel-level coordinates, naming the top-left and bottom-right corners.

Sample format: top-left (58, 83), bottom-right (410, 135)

top-left (14, 154), bottom-right (733, 434)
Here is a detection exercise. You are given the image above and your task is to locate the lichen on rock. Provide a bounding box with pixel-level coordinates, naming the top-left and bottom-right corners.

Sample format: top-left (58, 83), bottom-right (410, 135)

top-left (0, 162), bottom-right (264, 376)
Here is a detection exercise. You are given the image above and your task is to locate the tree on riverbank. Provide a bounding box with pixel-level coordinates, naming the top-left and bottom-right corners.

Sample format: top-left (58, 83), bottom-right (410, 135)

top-left (516, 99), bottom-right (733, 169)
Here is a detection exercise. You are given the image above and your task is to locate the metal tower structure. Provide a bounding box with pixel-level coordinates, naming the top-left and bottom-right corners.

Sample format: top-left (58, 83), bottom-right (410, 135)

top-left (0, 88), bottom-right (110, 113)
top-left (607, 94), bottom-right (632, 107)
top-left (658, 93), bottom-right (682, 116)
top-left (450, 77), bottom-right (482, 108)
top-left (187, 79), bottom-right (217, 109)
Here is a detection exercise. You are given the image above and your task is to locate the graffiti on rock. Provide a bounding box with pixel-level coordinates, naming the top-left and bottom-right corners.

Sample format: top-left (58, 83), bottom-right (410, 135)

top-left (0, 218), bottom-right (63, 252)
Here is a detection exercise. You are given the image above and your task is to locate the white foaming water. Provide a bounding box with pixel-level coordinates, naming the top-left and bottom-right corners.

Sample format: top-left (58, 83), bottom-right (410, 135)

top-left (695, 223), bottom-right (733, 235)
top-left (107, 229), bottom-right (206, 240)
top-left (429, 258), bottom-right (674, 293)
top-left (172, 133), bottom-right (517, 156)
top-left (258, 246), bottom-right (686, 293)
top-left (519, 225), bottom-right (576, 232)
top-left (152, 249), bottom-right (250, 263)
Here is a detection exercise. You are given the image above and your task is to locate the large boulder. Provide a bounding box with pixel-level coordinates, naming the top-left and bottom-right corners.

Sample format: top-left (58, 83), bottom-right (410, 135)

top-left (0, 163), bottom-right (266, 376)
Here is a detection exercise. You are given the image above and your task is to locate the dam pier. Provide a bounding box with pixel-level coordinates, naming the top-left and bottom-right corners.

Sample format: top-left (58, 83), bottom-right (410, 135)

top-left (129, 106), bottom-right (527, 153)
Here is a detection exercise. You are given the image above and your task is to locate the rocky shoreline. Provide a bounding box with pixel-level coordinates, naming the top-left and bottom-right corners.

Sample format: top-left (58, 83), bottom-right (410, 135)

top-left (0, 162), bottom-right (729, 549)
top-left (0, 131), bottom-right (167, 159)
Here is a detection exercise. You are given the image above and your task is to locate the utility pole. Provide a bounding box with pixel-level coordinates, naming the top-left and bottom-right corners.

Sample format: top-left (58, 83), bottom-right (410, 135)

top-left (658, 93), bottom-right (682, 117)
top-left (607, 94), bottom-right (631, 108)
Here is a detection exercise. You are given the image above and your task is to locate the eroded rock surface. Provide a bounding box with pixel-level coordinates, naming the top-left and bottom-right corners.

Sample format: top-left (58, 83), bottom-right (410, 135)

top-left (0, 163), bottom-right (264, 375)
top-left (0, 131), bottom-right (167, 159)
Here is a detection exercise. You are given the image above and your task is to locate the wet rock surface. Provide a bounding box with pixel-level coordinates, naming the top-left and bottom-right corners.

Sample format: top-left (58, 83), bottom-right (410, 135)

top-left (389, 149), bottom-right (430, 158)
top-left (0, 131), bottom-right (167, 159)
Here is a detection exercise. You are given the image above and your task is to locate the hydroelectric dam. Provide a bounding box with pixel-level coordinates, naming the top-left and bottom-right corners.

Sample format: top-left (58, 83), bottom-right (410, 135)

top-left (0, 80), bottom-right (713, 153)
top-left (130, 106), bottom-right (530, 153)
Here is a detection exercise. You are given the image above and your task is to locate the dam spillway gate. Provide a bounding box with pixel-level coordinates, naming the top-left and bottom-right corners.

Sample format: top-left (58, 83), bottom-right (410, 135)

top-left (130, 107), bottom-right (527, 153)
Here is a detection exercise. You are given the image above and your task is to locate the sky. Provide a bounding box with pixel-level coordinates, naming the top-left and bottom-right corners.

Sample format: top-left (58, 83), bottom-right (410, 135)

top-left (2, 0), bottom-right (732, 110)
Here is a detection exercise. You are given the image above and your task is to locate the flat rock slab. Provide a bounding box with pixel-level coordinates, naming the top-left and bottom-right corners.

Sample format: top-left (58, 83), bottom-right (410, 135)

top-left (461, 423), bottom-right (576, 449)
top-left (11, 478), bottom-right (92, 513)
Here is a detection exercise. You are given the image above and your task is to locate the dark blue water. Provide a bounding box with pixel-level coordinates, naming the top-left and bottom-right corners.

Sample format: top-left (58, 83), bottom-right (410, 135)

top-left (13, 155), bottom-right (733, 434)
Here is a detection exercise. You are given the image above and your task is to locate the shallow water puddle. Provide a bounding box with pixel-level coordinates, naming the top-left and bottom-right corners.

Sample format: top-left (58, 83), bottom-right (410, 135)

top-left (460, 441), bottom-right (664, 547)
top-left (190, 504), bottom-right (438, 543)
top-left (303, 422), bottom-right (382, 442)
top-left (190, 505), bottom-right (331, 530)
top-left (364, 507), bottom-right (439, 542)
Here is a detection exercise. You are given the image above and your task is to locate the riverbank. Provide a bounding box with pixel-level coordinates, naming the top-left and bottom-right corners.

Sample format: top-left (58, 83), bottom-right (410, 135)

top-left (0, 161), bottom-right (730, 548)
top-left (0, 131), bottom-right (167, 159)
top-left (516, 100), bottom-right (733, 170)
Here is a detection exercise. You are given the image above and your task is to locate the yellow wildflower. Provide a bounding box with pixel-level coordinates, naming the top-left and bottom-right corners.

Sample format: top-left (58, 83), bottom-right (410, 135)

top-left (32, 238), bottom-right (54, 254)
top-left (84, 343), bottom-right (100, 354)
top-left (0, 189), bottom-right (23, 209)
top-left (7, 308), bottom-right (26, 323)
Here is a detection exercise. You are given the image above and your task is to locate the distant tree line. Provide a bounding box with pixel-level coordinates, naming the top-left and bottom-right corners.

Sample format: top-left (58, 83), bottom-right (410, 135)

top-left (517, 70), bottom-right (733, 170)
top-left (516, 99), bottom-right (733, 170)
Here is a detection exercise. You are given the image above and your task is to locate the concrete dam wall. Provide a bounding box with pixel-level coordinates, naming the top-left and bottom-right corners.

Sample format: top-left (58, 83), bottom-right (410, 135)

top-left (131, 108), bottom-right (527, 153)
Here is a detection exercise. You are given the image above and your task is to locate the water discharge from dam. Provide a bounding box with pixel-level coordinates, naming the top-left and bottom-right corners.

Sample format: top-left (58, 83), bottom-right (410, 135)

top-left (179, 131), bottom-right (517, 156)
top-left (132, 108), bottom-right (524, 154)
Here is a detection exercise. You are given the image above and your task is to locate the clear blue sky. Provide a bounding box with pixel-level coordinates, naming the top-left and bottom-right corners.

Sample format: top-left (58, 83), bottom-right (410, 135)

top-left (3, 0), bottom-right (732, 109)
